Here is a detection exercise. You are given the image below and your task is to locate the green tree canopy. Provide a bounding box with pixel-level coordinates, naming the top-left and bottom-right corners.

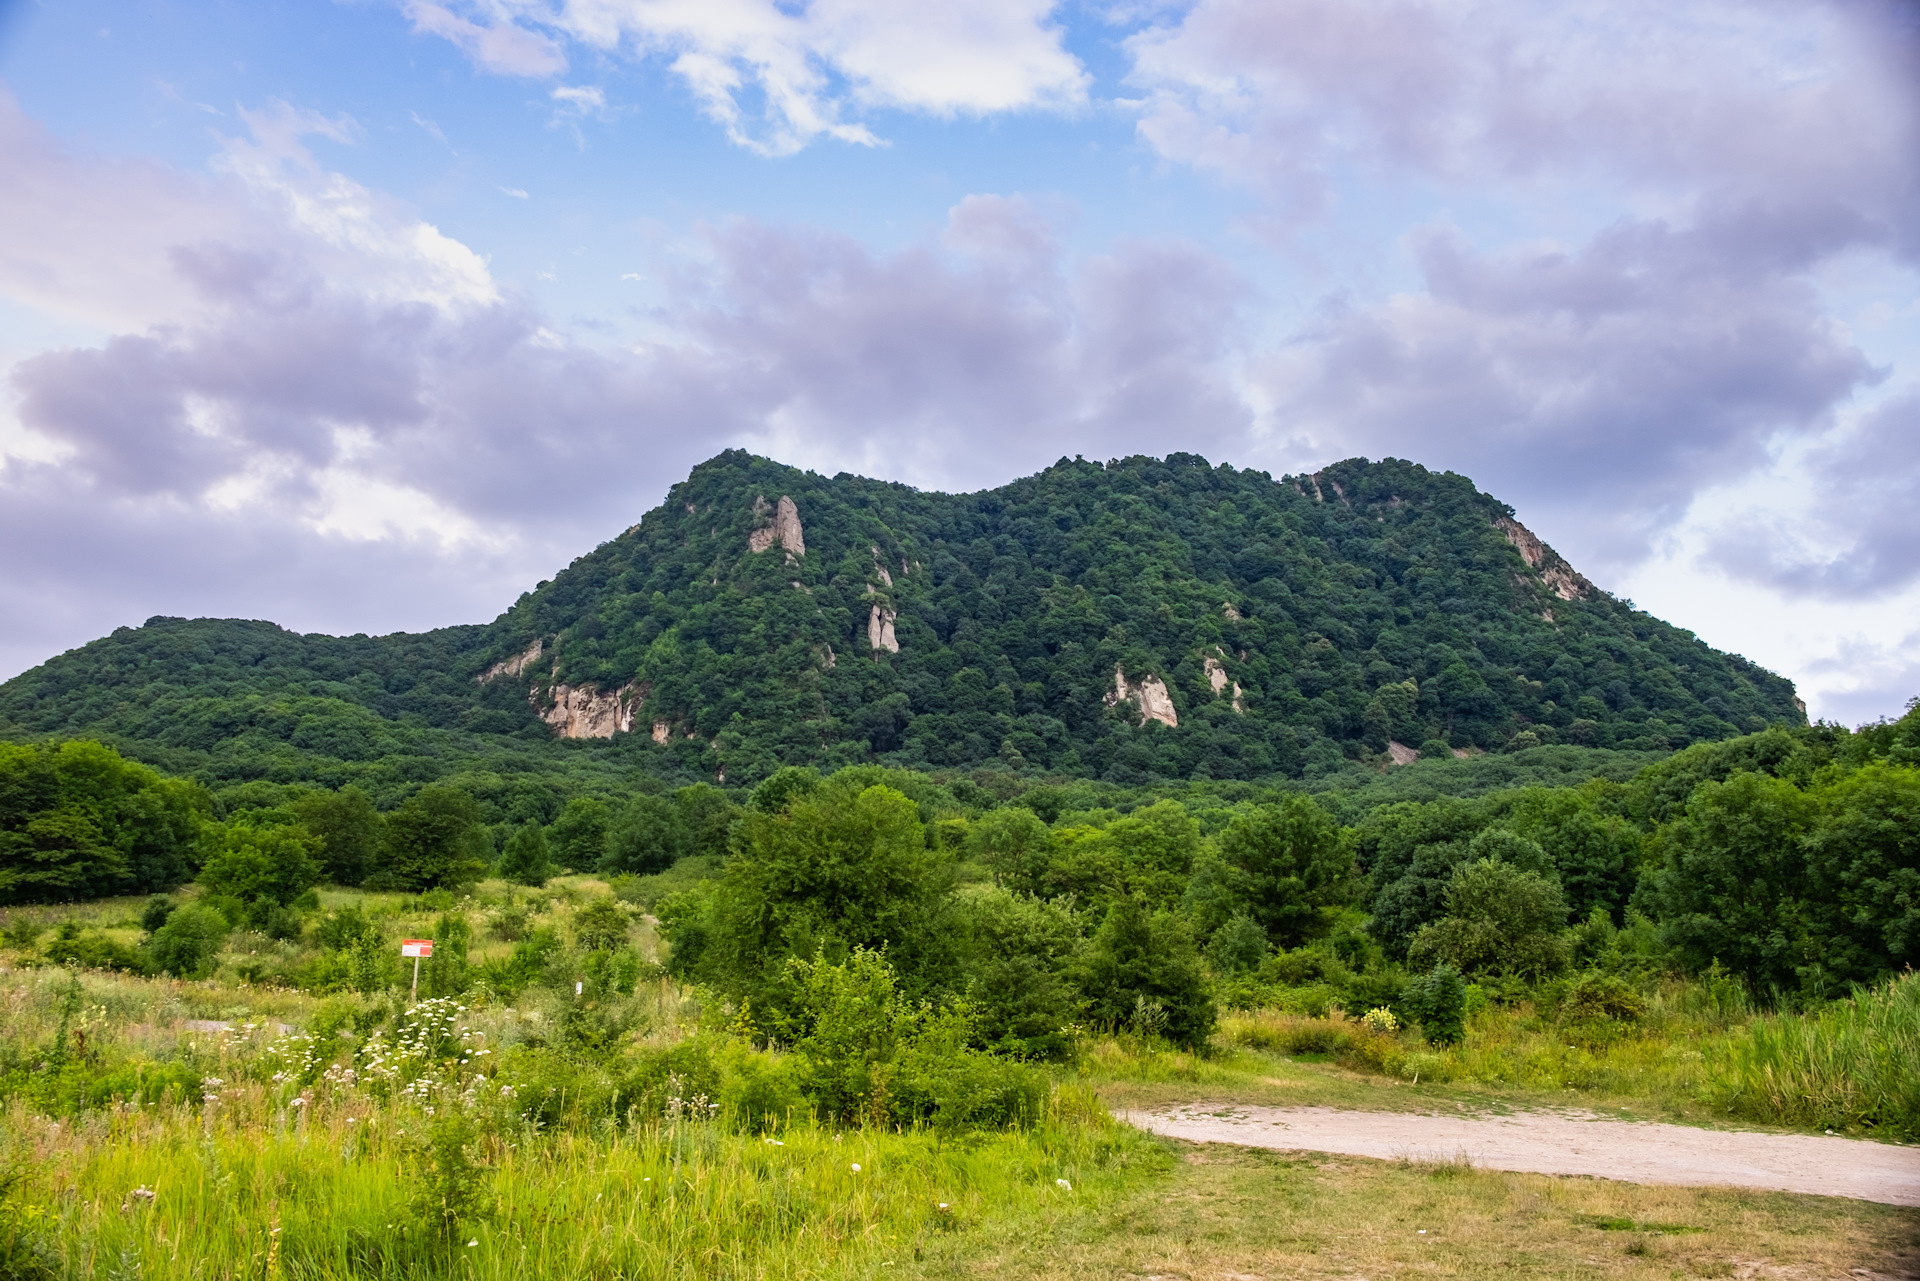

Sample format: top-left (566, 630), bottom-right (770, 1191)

top-left (373, 785), bottom-right (491, 891)
top-left (0, 740), bottom-right (208, 904)
top-left (292, 786), bottom-right (381, 886)
top-left (1077, 897), bottom-right (1214, 1049)
top-left (674, 777), bottom-right (952, 1011)
top-left (496, 820), bottom-right (554, 886)
top-left (1641, 771), bottom-right (1814, 996)
top-left (1407, 859), bottom-right (1570, 979)
top-left (1218, 796), bottom-right (1362, 948)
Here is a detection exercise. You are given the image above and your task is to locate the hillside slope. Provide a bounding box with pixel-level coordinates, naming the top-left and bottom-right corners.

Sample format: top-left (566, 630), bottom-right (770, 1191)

top-left (0, 451), bottom-right (1802, 786)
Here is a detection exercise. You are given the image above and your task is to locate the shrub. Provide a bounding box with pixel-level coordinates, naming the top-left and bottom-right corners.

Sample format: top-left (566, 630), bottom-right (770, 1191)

top-left (1401, 965), bottom-right (1467, 1045)
top-left (1561, 971), bottom-right (1647, 1026)
top-left (146, 904), bottom-right (229, 978)
top-left (43, 926), bottom-right (150, 974)
top-left (1207, 914), bottom-right (1270, 974)
top-left (140, 895), bottom-right (176, 933)
top-left (716, 1046), bottom-right (805, 1133)
top-left (408, 1112), bottom-right (492, 1247)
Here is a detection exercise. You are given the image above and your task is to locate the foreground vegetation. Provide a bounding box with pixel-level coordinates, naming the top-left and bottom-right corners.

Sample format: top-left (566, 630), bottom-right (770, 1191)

top-left (2, 697), bottom-right (1916, 1275)
top-left (1, 865), bottom-right (1915, 1279)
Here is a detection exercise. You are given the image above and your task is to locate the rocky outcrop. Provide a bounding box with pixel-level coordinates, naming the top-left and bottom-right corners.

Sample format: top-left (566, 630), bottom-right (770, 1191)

top-left (479, 638), bottom-right (544, 683)
top-left (535, 682), bottom-right (639, 739)
top-left (1495, 516), bottom-right (1591, 602)
top-left (1386, 740), bottom-right (1419, 766)
top-left (1222, 602), bottom-right (1242, 621)
top-left (871, 546), bottom-right (893, 587)
top-left (1203, 652), bottom-right (1246, 713)
top-left (748, 495), bottom-right (806, 559)
top-left (651, 720), bottom-right (671, 744)
top-left (1106, 666), bottom-right (1178, 728)
top-left (868, 605), bottom-right (900, 654)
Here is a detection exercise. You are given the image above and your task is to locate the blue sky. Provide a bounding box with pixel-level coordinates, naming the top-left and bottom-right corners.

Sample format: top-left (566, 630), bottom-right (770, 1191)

top-left (1, 0), bottom-right (1917, 723)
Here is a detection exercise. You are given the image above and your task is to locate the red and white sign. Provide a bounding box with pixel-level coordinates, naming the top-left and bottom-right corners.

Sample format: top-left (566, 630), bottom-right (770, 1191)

top-left (401, 939), bottom-right (434, 958)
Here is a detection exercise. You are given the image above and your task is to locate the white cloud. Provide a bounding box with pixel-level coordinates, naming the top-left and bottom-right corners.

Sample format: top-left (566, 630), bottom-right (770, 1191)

top-left (404, 0), bottom-right (568, 76)
top-left (409, 0), bottom-right (1089, 154)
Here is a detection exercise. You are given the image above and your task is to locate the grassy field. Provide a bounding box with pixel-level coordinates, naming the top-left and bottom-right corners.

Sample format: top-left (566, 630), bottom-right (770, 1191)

top-left (2, 881), bottom-right (1916, 1279)
top-left (905, 1144), bottom-right (1920, 1281)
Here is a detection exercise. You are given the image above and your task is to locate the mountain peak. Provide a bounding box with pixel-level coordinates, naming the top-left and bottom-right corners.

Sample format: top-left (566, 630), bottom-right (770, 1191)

top-left (0, 451), bottom-right (1801, 786)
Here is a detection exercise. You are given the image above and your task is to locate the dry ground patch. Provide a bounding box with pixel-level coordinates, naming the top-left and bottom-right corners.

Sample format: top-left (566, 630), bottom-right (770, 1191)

top-left (906, 1141), bottom-right (1920, 1281)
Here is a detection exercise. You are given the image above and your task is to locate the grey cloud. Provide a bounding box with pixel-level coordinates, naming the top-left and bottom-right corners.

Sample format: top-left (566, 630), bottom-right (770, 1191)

top-left (665, 204), bottom-right (1254, 488)
top-left (0, 460), bottom-right (544, 685)
top-left (1, 192), bottom-right (1261, 678)
top-left (1708, 390), bottom-right (1920, 598)
top-left (1256, 219), bottom-right (1876, 572)
top-left (1130, 0), bottom-right (1920, 251)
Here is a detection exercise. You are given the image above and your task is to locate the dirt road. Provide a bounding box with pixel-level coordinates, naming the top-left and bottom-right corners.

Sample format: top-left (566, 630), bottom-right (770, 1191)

top-left (1122, 1103), bottom-right (1920, 1206)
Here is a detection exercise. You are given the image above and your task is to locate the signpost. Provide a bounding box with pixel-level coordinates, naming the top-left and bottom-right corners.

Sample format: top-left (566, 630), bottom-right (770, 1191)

top-left (401, 939), bottom-right (434, 1001)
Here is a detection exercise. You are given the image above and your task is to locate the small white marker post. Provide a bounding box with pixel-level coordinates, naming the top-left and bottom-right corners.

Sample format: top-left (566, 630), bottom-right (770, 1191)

top-left (401, 939), bottom-right (434, 1002)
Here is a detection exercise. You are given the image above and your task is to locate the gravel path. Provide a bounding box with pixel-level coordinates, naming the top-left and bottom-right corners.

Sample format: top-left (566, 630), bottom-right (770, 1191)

top-left (1122, 1104), bottom-right (1920, 1207)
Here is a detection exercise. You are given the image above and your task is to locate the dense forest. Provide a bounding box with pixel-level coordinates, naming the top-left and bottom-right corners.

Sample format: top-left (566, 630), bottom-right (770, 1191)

top-left (6, 704), bottom-right (1914, 1014)
top-left (0, 452), bottom-right (1802, 798)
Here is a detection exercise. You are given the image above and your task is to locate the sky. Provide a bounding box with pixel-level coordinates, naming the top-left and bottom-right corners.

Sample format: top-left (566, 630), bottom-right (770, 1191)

top-left (0, 0), bottom-right (1917, 725)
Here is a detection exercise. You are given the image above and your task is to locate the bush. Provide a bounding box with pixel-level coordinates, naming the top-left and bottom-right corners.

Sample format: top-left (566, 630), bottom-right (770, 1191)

top-left (1560, 971), bottom-right (1647, 1026)
top-left (717, 1046), bottom-right (806, 1133)
top-left (1401, 965), bottom-right (1467, 1045)
top-left (1207, 914), bottom-right (1269, 974)
top-left (43, 925), bottom-right (150, 974)
top-left (146, 904), bottom-right (229, 978)
top-left (140, 895), bottom-right (176, 933)
top-left (408, 1112), bottom-right (492, 1247)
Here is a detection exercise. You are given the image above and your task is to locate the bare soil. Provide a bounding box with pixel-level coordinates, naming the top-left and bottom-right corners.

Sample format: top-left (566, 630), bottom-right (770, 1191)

top-left (1122, 1103), bottom-right (1920, 1207)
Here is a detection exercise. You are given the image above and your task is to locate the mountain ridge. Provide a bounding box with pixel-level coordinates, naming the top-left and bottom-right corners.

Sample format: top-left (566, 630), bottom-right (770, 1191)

top-left (0, 450), bottom-right (1804, 788)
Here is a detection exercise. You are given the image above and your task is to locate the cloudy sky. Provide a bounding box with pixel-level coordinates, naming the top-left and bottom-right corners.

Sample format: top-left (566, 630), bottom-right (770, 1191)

top-left (1, 0), bottom-right (1916, 723)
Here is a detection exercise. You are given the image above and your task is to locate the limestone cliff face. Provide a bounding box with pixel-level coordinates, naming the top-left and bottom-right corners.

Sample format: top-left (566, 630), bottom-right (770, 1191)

top-left (747, 495), bottom-right (806, 559)
top-left (535, 682), bottom-right (640, 739)
top-left (1495, 515), bottom-right (1591, 602)
top-left (867, 604), bottom-right (900, 654)
top-left (1106, 666), bottom-right (1178, 728)
top-left (478, 638), bottom-right (544, 683)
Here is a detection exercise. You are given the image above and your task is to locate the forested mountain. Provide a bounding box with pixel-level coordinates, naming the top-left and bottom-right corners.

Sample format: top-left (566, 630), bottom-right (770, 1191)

top-left (0, 451), bottom-right (1802, 790)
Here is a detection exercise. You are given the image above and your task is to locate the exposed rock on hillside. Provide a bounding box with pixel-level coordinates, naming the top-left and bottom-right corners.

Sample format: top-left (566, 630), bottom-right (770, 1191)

top-left (1204, 653), bottom-right (1246, 713)
top-left (537, 682), bottom-right (638, 739)
top-left (1107, 666), bottom-right (1178, 728)
top-left (748, 495), bottom-right (806, 559)
top-left (1496, 515), bottom-right (1591, 602)
top-left (868, 605), bottom-right (899, 654)
top-left (480, 638), bottom-right (544, 683)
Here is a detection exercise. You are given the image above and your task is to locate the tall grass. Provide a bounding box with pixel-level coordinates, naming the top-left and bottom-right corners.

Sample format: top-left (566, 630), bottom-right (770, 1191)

top-left (1707, 971), bottom-right (1920, 1139)
top-left (0, 953), bottom-right (1158, 1279)
top-left (2, 1090), bottom-right (1143, 1280)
